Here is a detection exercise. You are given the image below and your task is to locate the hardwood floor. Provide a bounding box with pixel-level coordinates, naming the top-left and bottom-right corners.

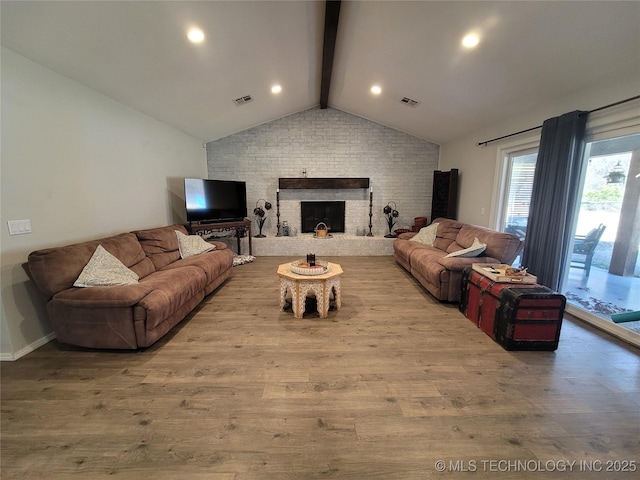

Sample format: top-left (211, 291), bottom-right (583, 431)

top-left (2, 256), bottom-right (639, 479)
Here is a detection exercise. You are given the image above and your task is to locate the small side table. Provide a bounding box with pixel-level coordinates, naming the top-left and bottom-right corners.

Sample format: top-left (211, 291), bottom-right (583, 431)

top-left (277, 262), bottom-right (343, 319)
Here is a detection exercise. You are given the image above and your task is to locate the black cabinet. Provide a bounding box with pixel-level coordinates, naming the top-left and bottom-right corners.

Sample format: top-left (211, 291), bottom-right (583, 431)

top-left (431, 169), bottom-right (458, 220)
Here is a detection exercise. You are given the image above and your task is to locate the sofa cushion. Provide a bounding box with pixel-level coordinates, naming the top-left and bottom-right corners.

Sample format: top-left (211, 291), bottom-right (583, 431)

top-left (73, 245), bottom-right (140, 287)
top-left (393, 238), bottom-right (424, 271)
top-left (52, 283), bottom-right (154, 308)
top-left (456, 224), bottom-right (523, 264)
top-left (134, 224), bottom-right (188, 270)
top-left (410, 222), bottom-right (439, 246)
top-left (409, 247), bottom-right (448, 286)
top-left (437, 255), bottom-right (498, 272)
top-left (175, 230), bottom-right (214, 258)
top-left (161, 248), bottom-right (234, 285)
top-left (431, 218), bottom-right (463, 252)
top-left (137, 266), bottom-right (207, 331)
top-left (445, 237), bottom-right (487, 258)
top-left (27, 233), bottom-right (154, 298)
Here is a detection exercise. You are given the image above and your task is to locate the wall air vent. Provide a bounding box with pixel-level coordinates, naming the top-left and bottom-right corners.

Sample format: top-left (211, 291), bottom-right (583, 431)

top-left (401, 97), bottom-right (420, 107)
top-left (233, 95), bottom-right (253, 106)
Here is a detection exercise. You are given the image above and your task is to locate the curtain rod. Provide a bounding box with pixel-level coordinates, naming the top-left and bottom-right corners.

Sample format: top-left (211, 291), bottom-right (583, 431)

top-left (477, 94), bottom-right (640, 147)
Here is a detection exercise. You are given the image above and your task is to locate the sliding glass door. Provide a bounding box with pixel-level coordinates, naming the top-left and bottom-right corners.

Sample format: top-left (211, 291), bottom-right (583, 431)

top-left (495, 131), bottom-right (640, 346)
top-left (561, 133), bottom-right (640, 343)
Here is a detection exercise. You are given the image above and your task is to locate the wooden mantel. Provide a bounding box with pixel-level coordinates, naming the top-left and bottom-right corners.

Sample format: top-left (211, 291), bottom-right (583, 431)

top-left (278, 177), bottom-right (369, 189)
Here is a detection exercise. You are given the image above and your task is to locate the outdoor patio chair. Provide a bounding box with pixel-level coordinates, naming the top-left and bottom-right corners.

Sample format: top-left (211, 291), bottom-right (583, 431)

top-left (571, 224), bottom-right (606, 277)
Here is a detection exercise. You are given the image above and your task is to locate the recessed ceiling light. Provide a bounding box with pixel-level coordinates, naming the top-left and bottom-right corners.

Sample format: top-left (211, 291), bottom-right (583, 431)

top-left (187, 28), bottom-right (205, 44)
top-left (371, 85), bottom-right (382, 95)
top-left (271, 85), bottom-right (282, 94)
top-left (462, 33), bottom-right (480, 48)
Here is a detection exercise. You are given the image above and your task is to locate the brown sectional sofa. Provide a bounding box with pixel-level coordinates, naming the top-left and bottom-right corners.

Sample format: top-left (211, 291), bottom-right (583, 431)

top-left (26, 225), bottom-right (234, 350)
top-left (394, 217), bottom-right (523, 302)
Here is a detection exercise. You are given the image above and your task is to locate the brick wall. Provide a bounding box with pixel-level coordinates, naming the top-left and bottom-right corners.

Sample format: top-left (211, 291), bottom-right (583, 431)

top-left (206, 107), bottom-right (439, 237)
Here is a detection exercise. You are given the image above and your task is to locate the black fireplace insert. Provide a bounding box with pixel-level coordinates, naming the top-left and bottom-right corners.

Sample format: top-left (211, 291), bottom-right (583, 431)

top-left (300, 201), bottom-right (345, 233)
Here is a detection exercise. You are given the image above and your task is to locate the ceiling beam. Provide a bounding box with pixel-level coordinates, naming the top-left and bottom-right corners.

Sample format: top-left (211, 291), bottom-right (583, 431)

top-left (320, 0), bottom-right (341, 109)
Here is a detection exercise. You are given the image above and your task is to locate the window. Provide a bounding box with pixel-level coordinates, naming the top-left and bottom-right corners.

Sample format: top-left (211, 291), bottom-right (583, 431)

top-left (494, 145), bottom-right (538, 266)
top-left (500, 150), bottom-right (537, 237)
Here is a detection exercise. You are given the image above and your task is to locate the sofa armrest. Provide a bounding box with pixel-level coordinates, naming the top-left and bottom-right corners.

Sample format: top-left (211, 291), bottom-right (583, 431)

top-left (51, 284), bottom-right (154, 308)
top-left (437, 256), bottom-right (500, 272)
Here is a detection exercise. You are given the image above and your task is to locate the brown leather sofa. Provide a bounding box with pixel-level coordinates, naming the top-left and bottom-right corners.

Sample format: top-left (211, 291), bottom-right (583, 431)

top-left (394, 218), bottom-right (523, 302)
top-left (26, 225), bottom-right (234, 349)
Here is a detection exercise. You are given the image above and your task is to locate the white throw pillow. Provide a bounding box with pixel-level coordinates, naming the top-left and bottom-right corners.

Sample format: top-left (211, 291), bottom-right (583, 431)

top-left (445, 237), bottom-right (487, 258)
top-left (410, 222), bottom-right (439, 246)
top-left (175, 230), bottom-right (215, 259)
top-left (74, 245), bottom-right (139, 287)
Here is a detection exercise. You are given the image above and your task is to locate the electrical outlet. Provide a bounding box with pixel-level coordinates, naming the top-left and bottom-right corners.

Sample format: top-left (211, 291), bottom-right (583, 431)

top-left (7, 219), bottom-right (32, 235)
top-left (480, 207), bottom-right (486, 216)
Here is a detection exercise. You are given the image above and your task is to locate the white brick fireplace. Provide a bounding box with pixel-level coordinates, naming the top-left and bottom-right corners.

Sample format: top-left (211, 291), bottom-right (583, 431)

top-left (205, 107), bottom-right (440, 256)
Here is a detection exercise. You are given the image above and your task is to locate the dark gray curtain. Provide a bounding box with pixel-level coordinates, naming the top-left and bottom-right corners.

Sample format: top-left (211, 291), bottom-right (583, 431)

top-left (521, 110), bottom-right (588, 290)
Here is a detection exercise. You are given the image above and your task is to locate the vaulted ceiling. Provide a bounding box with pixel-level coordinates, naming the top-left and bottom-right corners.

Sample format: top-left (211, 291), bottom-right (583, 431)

top-left (2, 1), bottom-right (638, 144)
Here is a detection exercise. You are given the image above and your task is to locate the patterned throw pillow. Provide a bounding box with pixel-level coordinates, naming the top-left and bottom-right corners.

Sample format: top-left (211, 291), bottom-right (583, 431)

top-left (410, 222), bottom-right (439, 246)
top-left (73, 245), bottom-right (139, 287)
top-left (445, 237), bottom-right (487, 258)
top-left (175, 230), bottom-right (215, 259)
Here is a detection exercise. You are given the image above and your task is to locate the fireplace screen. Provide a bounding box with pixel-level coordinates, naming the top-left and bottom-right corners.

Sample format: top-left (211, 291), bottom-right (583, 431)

top-left (300, 201), bottom-right (346, 234)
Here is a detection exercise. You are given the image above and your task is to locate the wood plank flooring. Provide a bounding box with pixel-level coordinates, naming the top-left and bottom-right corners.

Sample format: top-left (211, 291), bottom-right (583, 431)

top-left (2, 256), bottom-right (639, 479)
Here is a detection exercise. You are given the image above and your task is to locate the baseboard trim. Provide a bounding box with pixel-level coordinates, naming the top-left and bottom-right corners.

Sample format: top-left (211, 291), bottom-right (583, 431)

top-left (0, 332), bottom-right (56, 361)
top-left (565, 305), bottom-right (640, 349)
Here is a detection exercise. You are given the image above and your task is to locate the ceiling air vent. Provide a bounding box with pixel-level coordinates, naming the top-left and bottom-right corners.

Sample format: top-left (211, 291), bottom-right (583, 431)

top-left (401, 97), bottom-right (420, 107)
top-left (233, 95), bottom-right (253, 106)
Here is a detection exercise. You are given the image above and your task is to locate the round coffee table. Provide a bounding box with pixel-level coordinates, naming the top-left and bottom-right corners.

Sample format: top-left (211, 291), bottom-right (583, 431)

top-left (277, 262), bottom-right (343, 319)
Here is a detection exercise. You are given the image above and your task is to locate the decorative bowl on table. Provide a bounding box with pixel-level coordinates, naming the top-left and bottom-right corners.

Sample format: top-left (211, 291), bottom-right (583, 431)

top-left (505, 267), bottom-right (528, 277)
top-left (290, 259), bottom-right (329, 275)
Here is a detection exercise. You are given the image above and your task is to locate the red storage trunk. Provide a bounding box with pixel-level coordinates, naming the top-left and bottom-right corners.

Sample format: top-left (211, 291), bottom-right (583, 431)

top-left (480, 282), bottom-right (546, 339)
top-left (459, 268), bottom-right (477, 324)
top-left (459, 269), bottom-right (493, 327)
top-left (460, 267), bottom-right (565, 351)
top-left (493, 286), bottom-right (565, 351)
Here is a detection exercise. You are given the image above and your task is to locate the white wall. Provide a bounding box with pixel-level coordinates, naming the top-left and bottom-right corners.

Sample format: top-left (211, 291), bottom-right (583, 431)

top-left (0, 48), bottom-right (207, 360)
top-left (439, 75), bottom-right (640, 227)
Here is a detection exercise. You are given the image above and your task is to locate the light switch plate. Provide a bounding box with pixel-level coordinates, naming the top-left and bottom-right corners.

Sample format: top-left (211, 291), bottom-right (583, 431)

top-left (7, 219), bottom-right (32, 235)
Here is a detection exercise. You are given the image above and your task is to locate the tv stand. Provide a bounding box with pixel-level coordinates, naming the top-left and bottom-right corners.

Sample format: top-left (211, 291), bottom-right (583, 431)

top-left (188, 219), bottom-right (252, 255)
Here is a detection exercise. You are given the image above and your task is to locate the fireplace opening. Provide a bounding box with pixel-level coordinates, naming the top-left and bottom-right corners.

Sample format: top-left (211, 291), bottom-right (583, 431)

top-left (301, 201), bottom-right (345, 234)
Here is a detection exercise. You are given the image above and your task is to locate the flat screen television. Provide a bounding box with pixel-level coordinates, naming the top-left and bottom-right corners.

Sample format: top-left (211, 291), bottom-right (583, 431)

top-left (184, 178), bottom-right (247, 223)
